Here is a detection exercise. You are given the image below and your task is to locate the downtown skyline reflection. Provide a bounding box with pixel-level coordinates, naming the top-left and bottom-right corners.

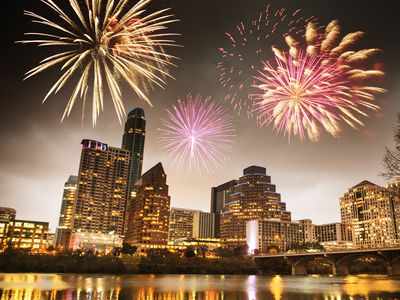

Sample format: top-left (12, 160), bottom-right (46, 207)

top-left (1, 273), bottom-right (400, 300)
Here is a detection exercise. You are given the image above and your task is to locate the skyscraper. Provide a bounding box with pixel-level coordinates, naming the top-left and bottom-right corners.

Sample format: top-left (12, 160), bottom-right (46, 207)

top-left (210, 179), bottom-right (237, 237)
top-left (72, 139), bottom-right (131, 238)
top-left (221, 165), bottom-right (291, 246)
top-left (55, 175), bottom-right (77, 248)
top-left (125, 163), bottom-right (171, 246)
top-left (122, 108), bottom-right (146, 192)
top-left (340, 180), bottom-right (400, 248)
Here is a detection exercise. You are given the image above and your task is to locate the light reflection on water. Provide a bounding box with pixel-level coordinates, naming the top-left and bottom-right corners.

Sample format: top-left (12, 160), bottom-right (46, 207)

top-left (0, 273), bottom-right (400, 300)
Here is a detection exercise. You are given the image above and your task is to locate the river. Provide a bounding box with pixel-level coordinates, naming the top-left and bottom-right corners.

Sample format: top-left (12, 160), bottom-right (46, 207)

top-left (1, 273), bottom-right (400, 299)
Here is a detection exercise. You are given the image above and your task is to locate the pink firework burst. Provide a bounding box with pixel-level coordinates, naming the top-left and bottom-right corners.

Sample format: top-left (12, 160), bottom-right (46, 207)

top-left (159, 94), bottom-right (235, 173)
top-left (253, 20), bottom-right (385, 141)
top-left (217, 4), bottom-right (315, 117)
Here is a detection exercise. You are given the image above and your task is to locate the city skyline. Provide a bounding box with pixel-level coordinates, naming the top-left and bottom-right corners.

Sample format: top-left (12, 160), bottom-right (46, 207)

top-left (1, 0), bottom-right (400, 232)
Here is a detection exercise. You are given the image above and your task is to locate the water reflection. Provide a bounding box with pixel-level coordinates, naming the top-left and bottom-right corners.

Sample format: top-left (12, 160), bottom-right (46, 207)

top-left (1, 273), bottom-right (400, 300)
top-left (268, 275), bottom-right (283, 300)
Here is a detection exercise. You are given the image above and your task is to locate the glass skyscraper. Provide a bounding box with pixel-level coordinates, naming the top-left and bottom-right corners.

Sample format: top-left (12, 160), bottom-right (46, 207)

top-left (121, 108), bottom-right (146, 193)
top-left (55, 175), bottom-right (77, 248)
top-left (210, 179), bottom-right (238, 237)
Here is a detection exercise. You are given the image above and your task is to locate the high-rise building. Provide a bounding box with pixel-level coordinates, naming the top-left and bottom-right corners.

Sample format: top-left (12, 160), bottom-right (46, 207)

top-left (168, 207), bottom-right (198, 243)
top-left (210, 180), bottom-right (237, 237)
top-left (55, 175), bottom-right (77, 249)
top-left (72, 139), bottom-right (131, 240)
top-left (0, 207), bottom-right (16, 221)
top-left (125, 163), bottom-right (171, 246)
top-left (168, 209), bottom-right (216, 245)
top-left (122, 108), bottom-right (146, 192)
top-left (387, 178), bottom-right (400, 196)
top-left (193, 211), bottom-right (215, 239)
top-left (221, 166), bottom-right (291, 246)
top-left (340, 180), bottom-right (400, 248)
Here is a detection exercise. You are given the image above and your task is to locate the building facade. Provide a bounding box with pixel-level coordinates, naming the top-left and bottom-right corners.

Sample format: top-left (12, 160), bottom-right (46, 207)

top-left (125, 163), bottom-right (171, 245)
top-left (55, 175), bottom-right (77, 249)
top-left (72, 139), bottom-right (131, 240)
top-left (340, 180), bottom-right (400, 248)
top-left (299, 219), bottom-right (316, 243)
top-left (246, 219), bottom-right (304, 254)
top-left (193, 211), bottom-right (215, 239)
top-left (168, 208), bottom-right (198, 243)
top-left (210, 180), bottom-right (237, 237)
top-left (221, 166), bottom-right (291, 246)
top-left (122, 108), bottom-right (146, 192)
top-left (0, 207), bottom-right (16, 221)
top-left (1, 219), bottom-right (49, 252)
top-left (315, 222), bottom-right (353, 250)
top-left (69, 231), bottom-right (123, 251)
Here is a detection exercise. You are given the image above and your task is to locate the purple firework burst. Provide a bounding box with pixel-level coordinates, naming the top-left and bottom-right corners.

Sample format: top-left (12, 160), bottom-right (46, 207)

top-left (159, 94), bottom-right (235, 173)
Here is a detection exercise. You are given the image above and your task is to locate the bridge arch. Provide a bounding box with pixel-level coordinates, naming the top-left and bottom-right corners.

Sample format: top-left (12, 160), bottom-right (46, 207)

top-left (391, 255), bottom-right (400, 275)
top-left (336, 253), bottom-right (392, 275)
top-left (287, 255), bottom-right (336, 275)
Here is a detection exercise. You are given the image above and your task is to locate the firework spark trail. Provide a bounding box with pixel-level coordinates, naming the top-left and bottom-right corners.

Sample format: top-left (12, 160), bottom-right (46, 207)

top-left (159, 94), bottom-right (235, 173)
top-left (253, 20), bottom-right (385, 141)
top-left (217, 4), bottom-right (315, 117)
top-left (19, 0), bottom-right (179, 125)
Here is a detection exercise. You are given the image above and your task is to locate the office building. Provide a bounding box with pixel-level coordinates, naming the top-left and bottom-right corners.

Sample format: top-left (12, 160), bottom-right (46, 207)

top-left (340, 180), bottom-right (400, 248)
top-left (168, 207), bottom-right (198, 242)
top-left (314, 222), bottom-right (353, 250)
top-left (247, 219), bottom-right (304, 254)
top-left (1, 219), bottom-right (49, 252)
top-left (193, 211), bottom-right (215, 238)
top-left (55, 175), bottom-right (77, 249)
top-left (122, 108), bottom-right (146, 192)
top-left (125, 163), bottom-right (171, 245)
top-left (299, 219), bottom-right (316, 243)
top-left (221, 166), bottom-right (291, 246)
top-left (72, 139), bottom-right (130, 243)
top-left (0, 220), bottom-right (8, 250)
top-left (211, 180), bottom-right (237, 237)
top-left (387, 178), bottom-right (400, 196)
top-left (0, 207), bottom-right (16, 221)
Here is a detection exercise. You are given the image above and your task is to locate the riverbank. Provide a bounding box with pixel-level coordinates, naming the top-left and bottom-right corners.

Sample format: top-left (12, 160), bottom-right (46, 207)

top-left (0, 250), bottom-right (388, 275)
top-left (0, 251), bottom-right (260, 274)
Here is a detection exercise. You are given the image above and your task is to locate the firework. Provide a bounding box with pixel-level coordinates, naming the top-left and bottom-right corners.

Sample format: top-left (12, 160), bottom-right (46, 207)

top-left (159, 94), bottom-right (235, 173)
top-left (253, 20), bottom-right (385, 141)
top-left (19, 0), bottom-right (179, 125)
top-left (217, 4), bottom-right (314, 116)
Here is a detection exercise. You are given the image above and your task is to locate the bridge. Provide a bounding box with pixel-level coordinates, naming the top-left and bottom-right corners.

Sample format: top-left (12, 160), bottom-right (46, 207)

top-left (254, 247), bottom-right (400, 275)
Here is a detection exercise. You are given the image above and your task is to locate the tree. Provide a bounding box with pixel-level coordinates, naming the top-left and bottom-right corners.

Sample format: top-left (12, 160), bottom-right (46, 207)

top-left (183, 246), bottom-right (196, 258)
top-left (233, 245), bottom-right (248, 257)
top-left (382, 113), bottom-right (400, 179)
top-left (120, 243), bottom-right (137, 255)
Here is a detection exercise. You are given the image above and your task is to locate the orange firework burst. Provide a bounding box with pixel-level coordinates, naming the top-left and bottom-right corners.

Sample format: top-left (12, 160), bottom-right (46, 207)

top-left (19, 0), bottom-right (179, 125)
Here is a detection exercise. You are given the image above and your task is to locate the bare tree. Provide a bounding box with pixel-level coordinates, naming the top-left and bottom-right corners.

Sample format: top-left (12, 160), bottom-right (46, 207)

top-left (381, 113), bottom-right (400, 179)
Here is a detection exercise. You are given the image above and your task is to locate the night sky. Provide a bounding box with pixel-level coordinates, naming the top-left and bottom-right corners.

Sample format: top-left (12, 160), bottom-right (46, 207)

top-left (1, 0), bottom-right (399, 231)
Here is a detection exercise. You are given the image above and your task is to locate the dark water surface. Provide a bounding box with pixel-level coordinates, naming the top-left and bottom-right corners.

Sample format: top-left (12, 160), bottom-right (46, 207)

top-left (1, 273), bottom-right (400, 299)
